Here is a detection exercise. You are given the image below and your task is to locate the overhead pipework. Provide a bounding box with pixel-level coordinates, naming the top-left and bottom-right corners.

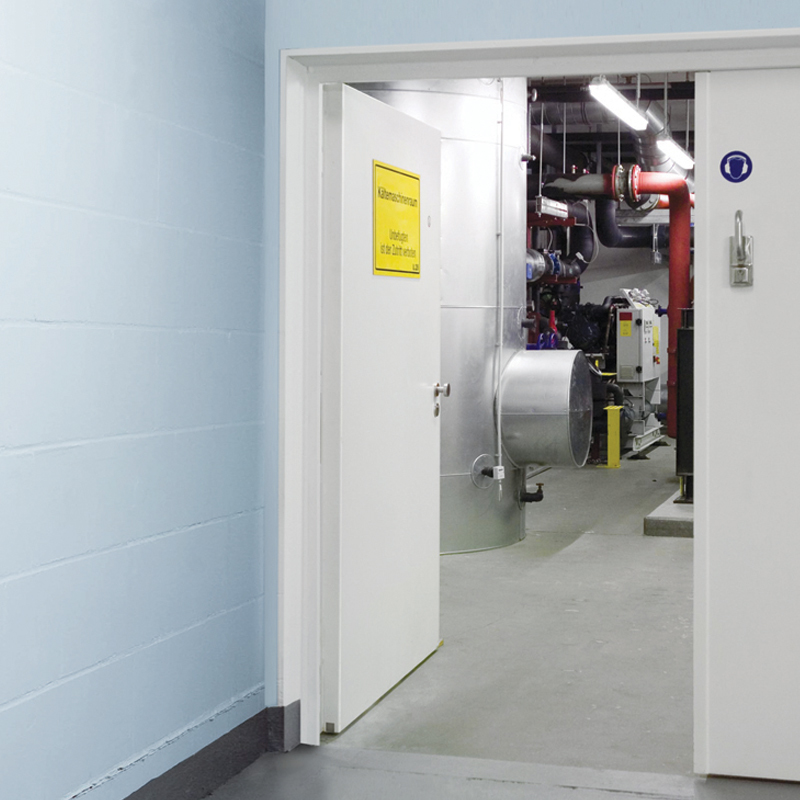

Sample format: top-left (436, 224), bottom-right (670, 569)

top-left (535, 163), bottom-right (690, 439)
top-left (526, 72), bottom-right (695, 466)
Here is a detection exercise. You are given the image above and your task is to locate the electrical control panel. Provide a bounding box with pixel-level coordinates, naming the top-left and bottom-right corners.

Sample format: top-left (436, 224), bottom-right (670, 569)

top-left (616, 304), bottom-right (660, 383)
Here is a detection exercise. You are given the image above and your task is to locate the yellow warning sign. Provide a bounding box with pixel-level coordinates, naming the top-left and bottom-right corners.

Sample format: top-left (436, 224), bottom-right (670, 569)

top-left (654, 323), bottom-right (660, 354)
top-left (620, 320), bottom-right (632, 337)
top-left (373, 160), bottom-right (420, 278)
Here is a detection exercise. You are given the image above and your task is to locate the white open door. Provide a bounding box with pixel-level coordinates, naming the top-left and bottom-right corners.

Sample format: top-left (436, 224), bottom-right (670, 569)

top-left (696, 68), bottom-right (800, 780)
top-left (320, 85), bottom-right (442, 733)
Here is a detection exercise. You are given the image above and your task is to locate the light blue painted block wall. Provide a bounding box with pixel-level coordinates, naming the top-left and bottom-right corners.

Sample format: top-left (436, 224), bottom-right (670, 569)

top-left (0, 2), bottom-right (266, 799)
top-left (263, 4), bottom-right (800, 708)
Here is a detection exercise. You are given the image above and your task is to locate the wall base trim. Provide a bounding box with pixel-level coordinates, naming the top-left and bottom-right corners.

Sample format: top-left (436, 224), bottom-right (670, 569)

top-left (125, 701), bottom-right (301, 800)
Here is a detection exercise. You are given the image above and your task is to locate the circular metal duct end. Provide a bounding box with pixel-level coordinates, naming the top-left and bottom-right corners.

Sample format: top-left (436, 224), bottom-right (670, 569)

top-left (498, 350), bottom-right (593, 468)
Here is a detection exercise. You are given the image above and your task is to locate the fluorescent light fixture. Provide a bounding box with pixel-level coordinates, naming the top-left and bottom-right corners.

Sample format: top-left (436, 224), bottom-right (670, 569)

top-left (588, 76), bottom-right (648, 131)
top-left (657, 136), bottom-right (695, 170)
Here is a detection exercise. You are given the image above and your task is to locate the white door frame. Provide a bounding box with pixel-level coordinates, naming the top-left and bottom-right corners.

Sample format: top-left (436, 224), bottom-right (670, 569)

top-left (277, 28), bottom-right (800, 767)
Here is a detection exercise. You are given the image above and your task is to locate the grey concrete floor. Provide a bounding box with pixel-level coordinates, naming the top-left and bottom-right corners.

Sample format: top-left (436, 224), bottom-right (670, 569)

top-left (207, 442), bottom-right (800, 798)
top-left (207, 746), bottom-right (800, 800)
top-left (323, 442), bottom-right (692, 775)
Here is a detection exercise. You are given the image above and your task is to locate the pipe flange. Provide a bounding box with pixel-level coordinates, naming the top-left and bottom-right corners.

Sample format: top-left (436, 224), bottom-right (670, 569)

top-left (471, 454), bottom-right (495, 489)
top-left (627, 164), bottom-right (642, 204)
top-left (610, 164), bottom-right (624, 201)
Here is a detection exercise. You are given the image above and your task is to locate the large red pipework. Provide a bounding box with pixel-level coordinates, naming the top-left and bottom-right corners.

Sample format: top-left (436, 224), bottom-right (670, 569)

top-left (638, 173), bottom-right (691, 439)
top-left (543, 169), bottom-right (692, 437)
top-left (657, 193), bottom-right (695, 209)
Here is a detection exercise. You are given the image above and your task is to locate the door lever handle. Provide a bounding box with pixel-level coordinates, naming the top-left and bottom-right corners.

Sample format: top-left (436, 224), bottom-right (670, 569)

top-left (434, 383), bottom-right (451, 397)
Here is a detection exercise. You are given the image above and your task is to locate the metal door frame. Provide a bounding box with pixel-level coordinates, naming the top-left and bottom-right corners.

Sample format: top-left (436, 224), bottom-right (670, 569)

top-left (277, 29), bottom-right (800, 767)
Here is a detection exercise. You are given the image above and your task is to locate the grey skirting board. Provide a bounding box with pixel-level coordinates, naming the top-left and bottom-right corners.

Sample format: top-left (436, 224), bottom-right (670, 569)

top-left (125, 701), bottom-right (300, 800)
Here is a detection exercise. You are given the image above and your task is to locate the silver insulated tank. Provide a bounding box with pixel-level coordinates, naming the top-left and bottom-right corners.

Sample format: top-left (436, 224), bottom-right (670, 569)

top-left (358, 77), bottom-right (528, 553)
top-left (358, 78), bottom-right (544, 553)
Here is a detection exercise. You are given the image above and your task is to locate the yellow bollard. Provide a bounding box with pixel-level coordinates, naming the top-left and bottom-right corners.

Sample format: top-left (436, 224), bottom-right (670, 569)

top-left (603, 405), bottom-right (622, 469)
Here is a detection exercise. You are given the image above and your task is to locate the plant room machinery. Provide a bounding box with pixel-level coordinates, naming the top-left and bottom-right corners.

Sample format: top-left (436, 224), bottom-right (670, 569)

top-left (358, 73), bottom-right (694, 553)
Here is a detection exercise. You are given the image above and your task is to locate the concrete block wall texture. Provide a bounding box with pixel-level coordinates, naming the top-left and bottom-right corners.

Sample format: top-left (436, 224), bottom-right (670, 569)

top-left (0, 2), bottom-right (266, 799)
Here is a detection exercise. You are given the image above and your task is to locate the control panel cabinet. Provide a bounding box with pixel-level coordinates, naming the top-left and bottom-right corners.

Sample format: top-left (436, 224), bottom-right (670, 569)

top-left (615, 292), bottom-right (664, 453)
top-left (617, 305), bottom-right (660, 383)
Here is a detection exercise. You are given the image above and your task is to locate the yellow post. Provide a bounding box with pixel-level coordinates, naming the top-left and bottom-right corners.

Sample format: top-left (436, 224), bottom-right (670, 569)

top-left (604, 405), bottom-right (622, 469)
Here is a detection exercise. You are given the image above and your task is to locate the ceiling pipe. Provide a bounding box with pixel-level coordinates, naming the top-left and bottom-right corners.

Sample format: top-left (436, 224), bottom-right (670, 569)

top-left (633, 104), bottom-right (685, 176)
top-left (535, 82), bottom-right (695, 105)
top-left (540, 173), bottom-right (611, 197)
top-left (529, 125), bottom-right (589, 172)
top-left (595, 199), bottom-right (669, 249)
top-left (539, 166), bottom-right (690, 439)
top-left (537, 97), bottom-right (694, 188)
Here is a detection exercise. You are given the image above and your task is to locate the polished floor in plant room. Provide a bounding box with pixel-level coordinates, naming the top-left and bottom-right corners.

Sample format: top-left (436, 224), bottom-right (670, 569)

top-left (206, 443), bottom-right (800, 799)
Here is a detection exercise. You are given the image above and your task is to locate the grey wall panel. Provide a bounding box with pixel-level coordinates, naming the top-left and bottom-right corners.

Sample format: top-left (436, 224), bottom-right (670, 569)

top-left (441, 139), bottom-right (501, 307)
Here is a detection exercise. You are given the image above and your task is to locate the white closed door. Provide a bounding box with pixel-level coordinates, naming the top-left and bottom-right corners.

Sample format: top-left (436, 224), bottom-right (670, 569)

top-left (320, 84), bottom-right (442, 733)
top-left (696, 68), bottom-right (800, 780)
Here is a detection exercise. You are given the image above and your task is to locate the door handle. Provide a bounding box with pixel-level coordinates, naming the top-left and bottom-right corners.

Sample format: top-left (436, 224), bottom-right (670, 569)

top-left (433, 383), bottom-right (450, 416)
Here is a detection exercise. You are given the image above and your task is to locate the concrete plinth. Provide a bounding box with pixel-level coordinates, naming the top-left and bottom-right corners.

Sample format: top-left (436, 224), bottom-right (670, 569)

top-left (644, 491), bottom-right (693, 538)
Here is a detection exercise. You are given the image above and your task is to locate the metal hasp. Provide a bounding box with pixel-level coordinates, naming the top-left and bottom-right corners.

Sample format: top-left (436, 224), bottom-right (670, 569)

top-left (498, 350), bottom-right (593, 468)
top-left (730, 209), bottom-right (754, 286)
top-left (675, 308), bottom-right (694, 502)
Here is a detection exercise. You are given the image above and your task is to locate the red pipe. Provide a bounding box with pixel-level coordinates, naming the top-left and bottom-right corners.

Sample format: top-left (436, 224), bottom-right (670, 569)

top-left (542, 168), bottom-right (691, 437)
top-left (638, 173), bottom-right (691, 439)
top-left (656, 192), bottom-right (695, 209)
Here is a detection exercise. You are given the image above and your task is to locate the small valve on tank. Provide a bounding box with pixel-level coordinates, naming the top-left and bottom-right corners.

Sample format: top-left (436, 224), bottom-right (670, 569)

top-left (520, 483), bottom-right (545, 504)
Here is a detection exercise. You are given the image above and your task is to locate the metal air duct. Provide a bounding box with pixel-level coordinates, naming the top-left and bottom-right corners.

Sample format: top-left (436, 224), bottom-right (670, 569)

top-left (499, 350), bottom-right (593, 468)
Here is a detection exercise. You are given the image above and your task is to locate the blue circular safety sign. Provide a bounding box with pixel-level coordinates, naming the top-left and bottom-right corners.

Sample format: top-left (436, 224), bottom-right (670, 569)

top-left (720, 151), bottom-right (753, 183)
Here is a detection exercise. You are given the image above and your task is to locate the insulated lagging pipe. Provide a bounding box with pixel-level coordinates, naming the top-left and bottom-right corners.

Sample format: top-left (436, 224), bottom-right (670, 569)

top-left (605, 382), bottom-right (624, 407)
top-left (540, 168), bottom-right (691, 439)
top-left (595, 199), bottom-right (669, 250)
